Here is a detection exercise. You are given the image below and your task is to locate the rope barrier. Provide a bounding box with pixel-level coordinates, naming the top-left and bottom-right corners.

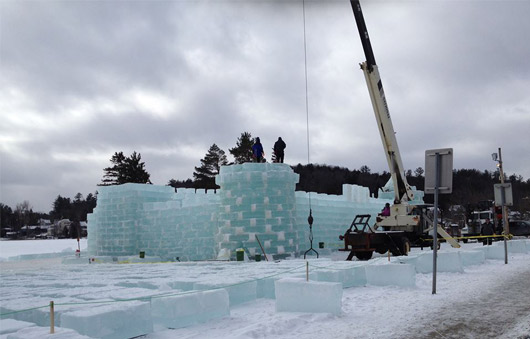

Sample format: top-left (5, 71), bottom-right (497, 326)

top-left (421, 234), bottom-right (513, 242)
top-left (0, 263), bottom-right (307, 317)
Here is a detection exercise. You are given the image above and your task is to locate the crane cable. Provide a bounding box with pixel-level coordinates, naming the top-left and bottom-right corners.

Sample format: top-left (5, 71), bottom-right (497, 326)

top-left (302, 0), bottom-right (312, 214)
top-left (302, 0), bottom-right (318, 259)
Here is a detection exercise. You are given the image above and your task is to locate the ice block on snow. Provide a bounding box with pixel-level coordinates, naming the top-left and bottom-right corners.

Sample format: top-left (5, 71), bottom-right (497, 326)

top-left (275, 278), bottom-right (342, 315)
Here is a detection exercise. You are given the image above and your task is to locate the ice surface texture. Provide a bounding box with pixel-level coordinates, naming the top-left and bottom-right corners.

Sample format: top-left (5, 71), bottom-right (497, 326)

top-left (275, 278), bottom-right (343, 315)
top-left (87, 164), bottom-right (417, 260)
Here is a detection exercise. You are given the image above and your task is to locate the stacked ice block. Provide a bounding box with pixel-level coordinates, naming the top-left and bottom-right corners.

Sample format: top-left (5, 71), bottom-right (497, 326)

top-left (87, 184), bottom-right (175, 257)
top-left (296, 184), bottom-right (392, 252)
top-left (139, 189), bottom-right (220, 261)
top-left (87, 184), bottom-right (220, 260)
top-left (215, 163), bottom-right (300, 259)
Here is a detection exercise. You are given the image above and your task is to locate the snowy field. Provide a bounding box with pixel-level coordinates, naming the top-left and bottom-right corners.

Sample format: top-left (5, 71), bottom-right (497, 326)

top-left (1, 238), bottom-right (530, 339)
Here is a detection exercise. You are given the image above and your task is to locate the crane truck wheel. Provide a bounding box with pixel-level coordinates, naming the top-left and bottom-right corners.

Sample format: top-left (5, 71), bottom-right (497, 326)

top-left (355, 251), bottom-right (373, 261)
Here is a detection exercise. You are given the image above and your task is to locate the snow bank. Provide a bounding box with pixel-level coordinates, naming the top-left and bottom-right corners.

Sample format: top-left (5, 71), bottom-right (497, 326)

top-left (5, 326), bottom-right (92, 339)
top-left (0, 319), bottom-right (35, 335)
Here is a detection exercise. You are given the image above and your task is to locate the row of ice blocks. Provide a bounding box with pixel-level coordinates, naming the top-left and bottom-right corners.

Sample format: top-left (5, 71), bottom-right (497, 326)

top-left (87, 184), bottom-right (176, 256)
top-left (295, 190), bottom-right (392, 251)
top-left (87, 184), bottom-right (220, 260)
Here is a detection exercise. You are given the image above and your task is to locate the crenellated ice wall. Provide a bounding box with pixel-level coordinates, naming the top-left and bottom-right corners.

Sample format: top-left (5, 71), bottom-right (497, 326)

top-left (296, 185), bottom-right (390, 251)
top-left (87, 163), bottom-right (423, 260)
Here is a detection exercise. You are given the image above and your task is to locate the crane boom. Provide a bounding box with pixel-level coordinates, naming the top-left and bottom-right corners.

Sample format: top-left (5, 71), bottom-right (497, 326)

top-left (350, 0), bottom-right (414, 205)
top-left (342, 0), bottom-right (460, 248)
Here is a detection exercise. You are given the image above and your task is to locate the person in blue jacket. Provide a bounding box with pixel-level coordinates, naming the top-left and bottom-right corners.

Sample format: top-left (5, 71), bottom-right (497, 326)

top-left (252, 137), bottom-right (264, 163)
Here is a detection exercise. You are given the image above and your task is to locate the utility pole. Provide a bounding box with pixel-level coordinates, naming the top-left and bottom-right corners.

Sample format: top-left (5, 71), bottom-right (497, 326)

top-left (496, 148), bottom-right (510, 235)
top-left (493, 148), bottom-right (510, 264)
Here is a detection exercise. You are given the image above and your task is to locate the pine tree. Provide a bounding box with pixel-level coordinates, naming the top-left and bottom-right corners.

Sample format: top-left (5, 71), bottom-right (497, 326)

top-left (193, 144), bottom-right (228, 189)
top-left (99, 151), bottom-right (151, 186)
top-left (229, 132), bottom-right (254, 164)
top-left (271, 147), bottom-right (278, 163)
top-left (100, 152), bottom-right (126, 186)
top-left (123, 152), bottom-right (151, 184)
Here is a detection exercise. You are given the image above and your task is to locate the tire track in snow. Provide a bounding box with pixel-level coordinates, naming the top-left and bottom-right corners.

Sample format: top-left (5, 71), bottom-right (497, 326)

top-left (408, 269), bottom-right (530, 339)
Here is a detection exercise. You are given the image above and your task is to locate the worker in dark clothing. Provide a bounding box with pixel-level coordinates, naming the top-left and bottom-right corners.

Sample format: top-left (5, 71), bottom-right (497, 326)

top-left (252, 137), bottom-right (264, 163)
top-left (481, 218), bottom-right (494, 245)
top-left (273, 137), bottom-right (286, 163)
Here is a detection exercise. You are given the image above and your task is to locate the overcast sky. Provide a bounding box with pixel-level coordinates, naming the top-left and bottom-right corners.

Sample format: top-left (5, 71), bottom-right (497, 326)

top-left (1, 0), bottom-right (529, 213)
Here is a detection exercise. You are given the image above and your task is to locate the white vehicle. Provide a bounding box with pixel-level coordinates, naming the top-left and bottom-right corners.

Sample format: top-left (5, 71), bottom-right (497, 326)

top-left (461, 210), bottom-right (494, 242)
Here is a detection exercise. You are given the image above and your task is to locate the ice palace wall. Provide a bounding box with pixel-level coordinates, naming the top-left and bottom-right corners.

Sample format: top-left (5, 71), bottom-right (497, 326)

top-left (87, 163), bottom-right (424, 260)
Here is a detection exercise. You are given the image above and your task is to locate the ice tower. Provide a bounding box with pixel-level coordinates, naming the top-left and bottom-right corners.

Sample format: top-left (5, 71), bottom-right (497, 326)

top-left (215, 163), bottom-right (300, 259)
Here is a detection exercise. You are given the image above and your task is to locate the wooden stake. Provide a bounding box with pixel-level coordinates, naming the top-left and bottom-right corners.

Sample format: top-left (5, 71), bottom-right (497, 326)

top-left (388, 250), bottom-right (390, 262)
top-left (306, 261), bottom-right (309, 281)
top-left (50, 301), bottom-right (55, 334)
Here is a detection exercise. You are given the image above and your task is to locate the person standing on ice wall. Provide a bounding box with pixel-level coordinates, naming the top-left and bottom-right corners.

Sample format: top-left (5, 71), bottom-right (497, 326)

top-left (481, 218), bottom-right (494, 245)
top-left (273, 137), bottom-right (286, 163)
top-left (252, 137), bottom-right (264, 163)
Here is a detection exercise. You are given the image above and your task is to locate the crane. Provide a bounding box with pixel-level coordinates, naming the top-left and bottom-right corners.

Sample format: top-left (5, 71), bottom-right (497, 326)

top-left (339, 1), bottom-right (459, 260)
top-left (350, 0), bottom-right (418, 231)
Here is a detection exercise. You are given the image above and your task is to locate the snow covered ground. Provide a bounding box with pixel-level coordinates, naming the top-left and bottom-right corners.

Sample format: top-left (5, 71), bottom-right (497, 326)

top-left (1, 238), bottom-right (529, 339)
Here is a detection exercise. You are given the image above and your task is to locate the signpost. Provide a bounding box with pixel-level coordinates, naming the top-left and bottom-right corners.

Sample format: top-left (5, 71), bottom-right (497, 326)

top-left (425, 148), bottom-right (453, 295)
top-left (492, 148), bottom-right (511, 264)
top-left (494, 182), bottom-right (512, 264)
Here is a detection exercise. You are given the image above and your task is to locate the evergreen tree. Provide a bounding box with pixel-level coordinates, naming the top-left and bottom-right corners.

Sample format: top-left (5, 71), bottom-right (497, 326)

top-left (51, 195), bottom-right (72, 220)
top-left (124, 152), bottom-right (152, 184)
top-left (271, 147), bottom-right (278, 163)
top-left (167, 178), bottom-right (194, 189)
top-left (99, 151), bottom-right (151, 186)
top-left (193, 144), bottom-right (228, 189)
top-left (0, 204), bottom-right (14, 234)
top-left (229, 132), bottom-right (254, 164)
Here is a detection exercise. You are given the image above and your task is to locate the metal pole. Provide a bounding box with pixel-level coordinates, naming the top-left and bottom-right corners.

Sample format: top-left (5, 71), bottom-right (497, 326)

top-left (498, 148), bottom-right (508, 264)
top-left (432, 153), bottom-right (440, 295)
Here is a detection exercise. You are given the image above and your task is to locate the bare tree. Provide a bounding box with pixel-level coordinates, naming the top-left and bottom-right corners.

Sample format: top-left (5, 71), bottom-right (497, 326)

top-left (15, 200), bottom-right (32, 236)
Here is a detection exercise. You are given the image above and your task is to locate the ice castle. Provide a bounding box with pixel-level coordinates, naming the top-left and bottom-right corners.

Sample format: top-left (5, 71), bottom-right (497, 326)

top-left (87, 163), bottom-right (424, 260)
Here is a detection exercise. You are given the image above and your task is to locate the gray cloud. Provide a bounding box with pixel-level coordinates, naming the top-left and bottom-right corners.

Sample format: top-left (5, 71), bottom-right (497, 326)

top-left (1, 0), bottom-right (529, 212)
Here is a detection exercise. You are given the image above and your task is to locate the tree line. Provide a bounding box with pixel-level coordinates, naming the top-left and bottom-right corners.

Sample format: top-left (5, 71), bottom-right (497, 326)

top-left (0, 193), bottom-right (97, 235)
top-left (292, 164), bottom-right (530, 216)
top-left (2, 131), bottom-right (528, 233)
